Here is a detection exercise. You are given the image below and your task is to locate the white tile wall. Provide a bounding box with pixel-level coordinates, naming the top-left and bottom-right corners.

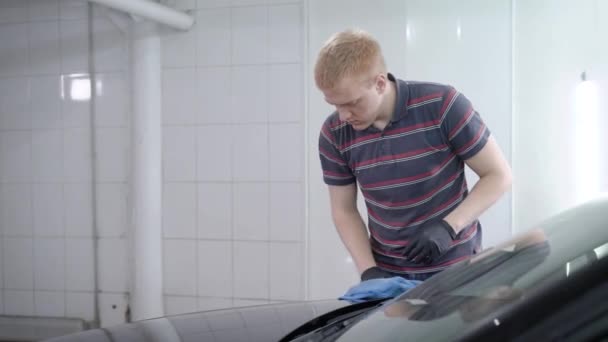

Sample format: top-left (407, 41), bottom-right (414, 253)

top-left (59, 19), bottom-right (88, 74)
top-left (1, 184), bottom-right (33, 237)
top-left (162, 68), bottom-right (199, 125)
top-left (161, 25), bottom-right (196, 68)
top-left (65, 238), bottom-right (94, 291)
top-left (96, 183), bottom-right (127, 238)
top-left (231, 66), bottom-right (268, 124)
top-left (99, 293), bottom-right (128, 327)
top-left (232, 124), bottom-right (268, 181)
top-left (197, 241), bottom-right (232, 297)
top-left (94, 73), bottom-right (128, 127)
top-left (28, 0), bottom-right (60, 22)
top-left (0, 23), bottom-right (29, 77)
top-left (163, 126), bottom-right (197, 181)
top-left (198, 297), bottom-right (233, 312)
top-left (0, 131), bottom-right (33, 183)
top-left (32, 184), bottom-right (64, 237)
top-left (30, 76), bottom-right (62, 130)
top-left (197, 125), bottom-right (233, 181)
top-left (28, 21), bottom-right (61, 75)
top-left (66, 292), bottom-right (95, 321)
top-left (165, 296), bottom-right (198, 315)
top-left (98, 238), bottom-right (127, 292)
top-left (3, 238), bottom-right (34, 290)
top-left (163, 183), bottom-right (197, 239)
top-left (161, 0), bottom-right (305, 311)
top-left (233, 183), bottom-right (268, 240)
top-left (268, 4), bottom-right (302, 63)
top-left (31, 130), bottom-right (64, 182)
top-left (63, 183), bottom-right (93, 237)
top-left (35, 291), bottom-right (66, 317)
top-left (63, 128), bottom-right (92, 182)
top-left (197, 0), bottom-right (228, 9)
top-left (231, 7), bottom-right (268, 65)
top-left (268, 64), bottom-right (303, 123)
top-left (4, 290), bottom-right (34, 316)
top-left (163, 240), bottom-right (197, 296)
top-left (269, 123), bottom-right (303, 181)
top-left (60, 0), bottom-right (88, 21)
top-left (1, 0), bottom-right (307, 321)
top-left (197, 67), bottom-right (232, 124)
top-left (0, 7), bottom-right (27, 24)
top-left (269, 182), bottom-right (303, 242)
top-left (270, 242), bottom-right (303, 300)
top-left (95, 127), bottom-right (128, 182)
top-left (92, 18), bottom-right (127, 73)
top-left (233, 241), bottom-right (268, 299)
top-left (198, 183), bottom-right (232, 240)
top-left (34, 238), bottom-right (66, 290)
top-left (196, 8), bottom-right (231, 66)
top-left (0, 0), bottom-right (129, 324)
top-left (0, 77), bottom-right (30, 130)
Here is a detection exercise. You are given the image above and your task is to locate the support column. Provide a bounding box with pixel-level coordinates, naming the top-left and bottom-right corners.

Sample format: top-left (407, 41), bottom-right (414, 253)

top-left (130, 21), bottom-right (163, 321)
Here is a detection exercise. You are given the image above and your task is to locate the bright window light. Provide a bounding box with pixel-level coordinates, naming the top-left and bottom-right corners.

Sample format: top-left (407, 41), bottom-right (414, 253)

top-left (61, 74), bottom-right (91, 102)
top-left (574, 78), bottom-right (600, 204)
top-left (70, 78), bottom-right (91, 101)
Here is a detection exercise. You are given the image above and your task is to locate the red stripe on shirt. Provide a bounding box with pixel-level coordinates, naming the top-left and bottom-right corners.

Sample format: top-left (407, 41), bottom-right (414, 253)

top-left (407, 92), bottom-right (443, 106)
top-left (354, 145), bottom-right (446, 169)
top-left (364, 169), bottom-right (461, 208)
top-left (369, 189), bottom-right (464, 230)
top-left (321, 124), bottom-right (336, 144)
top-left (448, 105), bottom-right (474, 140)
top-left (455, 124), bottom-right (486, 155)
top-left (383, 120), bottom-right (440, 137)
top-left (439, 88), bottom-right (458, 118)
top-left (319, 146), bottom-right (345, 165)
top-left (361, 155), bottom-right (455, 189)
top-left (323, 170), bottom-right (352, 177)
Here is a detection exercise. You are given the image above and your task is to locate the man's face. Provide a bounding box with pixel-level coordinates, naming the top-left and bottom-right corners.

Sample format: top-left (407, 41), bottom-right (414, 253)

top-left (321, 74), bottom-right (384, 131)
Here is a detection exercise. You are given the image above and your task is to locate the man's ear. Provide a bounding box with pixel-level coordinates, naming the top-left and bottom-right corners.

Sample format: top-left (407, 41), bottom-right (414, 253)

top-left (376, 74), bottom-right (388, 94)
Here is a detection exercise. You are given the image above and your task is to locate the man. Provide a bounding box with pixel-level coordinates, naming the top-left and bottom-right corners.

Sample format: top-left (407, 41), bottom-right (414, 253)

top-left (315, 29), bottom-right (512, 282)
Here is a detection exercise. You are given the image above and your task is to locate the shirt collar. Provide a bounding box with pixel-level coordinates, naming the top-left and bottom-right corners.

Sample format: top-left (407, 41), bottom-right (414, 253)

top-left (387, 72), bottom-right (409, 122)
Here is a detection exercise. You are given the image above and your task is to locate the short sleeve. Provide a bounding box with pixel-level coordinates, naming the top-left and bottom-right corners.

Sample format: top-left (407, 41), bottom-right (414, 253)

top-left (440, 88), bottom-right (491, 160)
top-left (318, 120), bottom-right (356, 186)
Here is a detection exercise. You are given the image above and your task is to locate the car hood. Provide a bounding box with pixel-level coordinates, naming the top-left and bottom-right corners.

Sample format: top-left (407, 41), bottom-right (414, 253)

top-left (44, 300), bottom-right (351, 342)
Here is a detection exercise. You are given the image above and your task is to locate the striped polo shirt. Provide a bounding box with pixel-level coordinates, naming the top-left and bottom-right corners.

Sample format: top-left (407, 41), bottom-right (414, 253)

top-left (318, 73), bottom-right (490, 276)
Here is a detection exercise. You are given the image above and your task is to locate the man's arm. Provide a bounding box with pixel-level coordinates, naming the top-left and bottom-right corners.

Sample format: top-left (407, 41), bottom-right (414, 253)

top-left (328, 183), bottom-right (376, 275)
top-left (443, 135), bottom-right (512, 233)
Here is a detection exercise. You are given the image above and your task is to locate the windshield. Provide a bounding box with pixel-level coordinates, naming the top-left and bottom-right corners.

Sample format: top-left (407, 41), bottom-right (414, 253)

top-left (329, 197), bottom-right (608, 341)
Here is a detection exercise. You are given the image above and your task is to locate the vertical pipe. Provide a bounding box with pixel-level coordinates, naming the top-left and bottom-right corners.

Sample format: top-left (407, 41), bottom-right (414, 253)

top-left (130, 21), bottom-right (164, 321)
top-left (87, 3), bottom-right (101, 328)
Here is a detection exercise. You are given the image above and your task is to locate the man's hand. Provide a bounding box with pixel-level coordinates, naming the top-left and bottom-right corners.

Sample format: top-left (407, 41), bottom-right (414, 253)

top-left (403, 220), bottom-right (457, 264)
top-left (360, 266), bottom-right (394, 281)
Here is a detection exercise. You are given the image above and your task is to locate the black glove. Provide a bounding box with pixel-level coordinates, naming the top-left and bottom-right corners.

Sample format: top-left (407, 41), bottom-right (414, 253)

top-left (403, 219), bottom-right (457, 264)
top-left (360, 266), bottom-right (394, 281)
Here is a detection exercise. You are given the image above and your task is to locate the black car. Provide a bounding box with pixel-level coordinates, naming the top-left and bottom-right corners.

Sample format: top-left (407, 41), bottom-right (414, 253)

top-left (46, 197), bottom-right (608, 342)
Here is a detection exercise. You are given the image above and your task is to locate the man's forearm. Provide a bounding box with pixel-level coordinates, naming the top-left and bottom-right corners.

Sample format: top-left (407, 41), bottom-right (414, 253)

top-left (444, 171), bottom-right (512, 233)
top-left (332, 210), bottom-right (376, 274)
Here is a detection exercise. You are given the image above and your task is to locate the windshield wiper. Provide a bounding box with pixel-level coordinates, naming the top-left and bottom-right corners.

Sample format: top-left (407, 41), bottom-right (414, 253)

top-left (279, 299), bottom-right (385, 342)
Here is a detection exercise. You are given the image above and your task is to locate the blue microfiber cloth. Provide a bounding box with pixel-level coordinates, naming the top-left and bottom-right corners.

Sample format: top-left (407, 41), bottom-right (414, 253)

top-left (339, 277), bottom-right (422, 303)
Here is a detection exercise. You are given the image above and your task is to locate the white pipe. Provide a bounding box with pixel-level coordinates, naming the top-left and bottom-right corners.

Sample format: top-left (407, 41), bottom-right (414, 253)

top-left (88, 0), bottom-right (194, 31)
top-left (130, 21), bottom-right (164, 321)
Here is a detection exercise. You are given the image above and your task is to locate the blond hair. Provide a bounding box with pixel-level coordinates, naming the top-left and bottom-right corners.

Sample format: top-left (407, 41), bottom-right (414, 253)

top-left (314, 29), bottom-right (387, 89)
